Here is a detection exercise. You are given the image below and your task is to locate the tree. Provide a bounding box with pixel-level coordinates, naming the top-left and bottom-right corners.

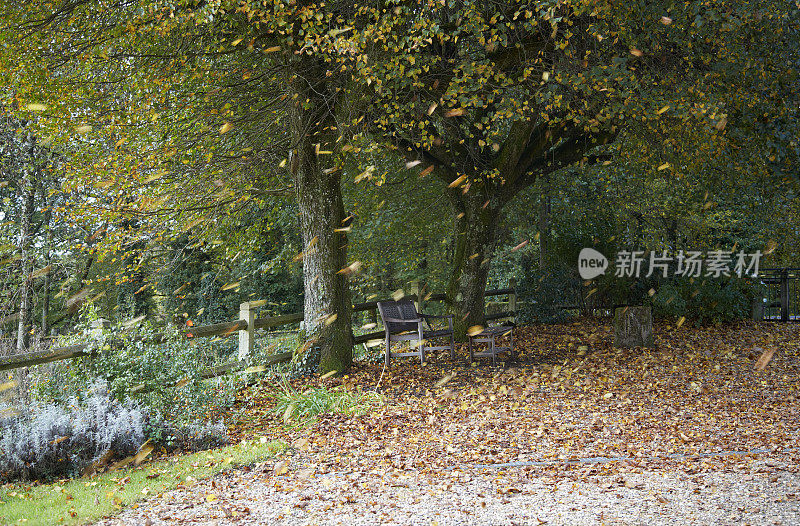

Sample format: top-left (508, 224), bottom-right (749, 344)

top-left (352, 0), bottom-right (799, 329)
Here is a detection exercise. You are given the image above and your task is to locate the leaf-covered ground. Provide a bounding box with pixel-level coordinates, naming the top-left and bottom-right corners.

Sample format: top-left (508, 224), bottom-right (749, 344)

top-left (234, 320), bottom-right (800, 477)
top-left (97, 320), bottom-right (800, 525)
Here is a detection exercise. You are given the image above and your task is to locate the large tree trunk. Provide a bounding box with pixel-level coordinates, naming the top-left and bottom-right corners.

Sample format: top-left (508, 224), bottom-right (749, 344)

top-left (538, 174), bottom-right (551, 269)
top-left (447, 195), bottom-right (500, 332)
top-left (290, 56), bottom-right (352, 375)
top-left (16, 163), bottom-right (36, 353)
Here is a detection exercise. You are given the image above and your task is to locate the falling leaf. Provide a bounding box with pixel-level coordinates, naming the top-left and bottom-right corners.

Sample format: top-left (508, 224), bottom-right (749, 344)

top-left (448, 175), bottom-right (467, 188)
top-left (630, 48), bottom-right (643, 57)
top-left (658, 163), bottom-right (671, 171)
top-left (26, 103), bottom-right (47, 111)
top-left (324, 313), bottom-right (338, 326)
top-left (175, 377), bottom-right (191, 388)
top-left (264, 46), bottom-right (281, 53)
top-left (657, 106), bottom-right (670, 114)
top-left (75, 124), bottom-right (93, 135)
top-left (445, 108), bottom-right (465, 117)
top-left (0, 381), bottom-right (18, 393)
top-left (337, 261), bottom-right (362, 275)
top-left (660, 16), bottom-right (673, 25)
top-left (467, 325), bottom-right (485, 337)
top-left (755, 347), bottom-right (776, 371)
top-left (134, 440), bottom-right (154, 465)
top-left (511, 240), bottom-right (528, 252)
top-left (435, 373), bottom-right (456, 388)
top-left (319, 370), bottom-right (338, 380)
top-left (427, 102), bottom-right (438, 115)
top-left (405, 160), bottom-right (422, 169)
top-left (221, 281), bottom-right (240, 291)
top-left (220, 122), bottom-right (234, 134)
top-left (676, 316), bottom-right (686, 328)
top-left (231, 38), bottom-right (243, 46)
top-left (392, 289), bottom-right (405, 301)
top-left (419, 165), bottom-right (434, 177)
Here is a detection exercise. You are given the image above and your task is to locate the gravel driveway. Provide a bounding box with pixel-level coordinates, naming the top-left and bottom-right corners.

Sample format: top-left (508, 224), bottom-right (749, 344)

top-left (96, 454), bottom-right (800, 526)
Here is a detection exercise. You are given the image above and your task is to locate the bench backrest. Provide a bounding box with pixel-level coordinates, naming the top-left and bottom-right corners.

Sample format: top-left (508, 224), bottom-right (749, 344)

top-left (377, 299), bottom-right (420, 334)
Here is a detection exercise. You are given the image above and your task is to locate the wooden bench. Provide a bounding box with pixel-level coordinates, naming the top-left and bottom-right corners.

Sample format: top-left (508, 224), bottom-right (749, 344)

top-left (468, 325), bottom-right (515, 366)
top-left (377, 299), bottom-right (454, 366)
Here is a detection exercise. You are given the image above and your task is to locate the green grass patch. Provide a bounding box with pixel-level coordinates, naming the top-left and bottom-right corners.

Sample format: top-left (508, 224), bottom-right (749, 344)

top-left (0, 438), bottom-right (287, 526)
top-left (274, 381), bottom-right (383, 424)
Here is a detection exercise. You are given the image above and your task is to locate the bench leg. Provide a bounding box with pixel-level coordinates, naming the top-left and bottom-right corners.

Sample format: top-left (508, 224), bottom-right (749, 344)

top-left (468, 336), bottom-right (473, 363)
top-left (385, 336), bottom-right (391, 367)
top-left (491, 337), bottom-right (496, 367)
top-left (450, 333), bottom-right (455, 360)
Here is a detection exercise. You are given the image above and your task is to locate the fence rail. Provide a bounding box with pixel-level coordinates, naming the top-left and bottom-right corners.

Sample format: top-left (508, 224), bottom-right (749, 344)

top-left (0, 281), bottom-right (516, 376)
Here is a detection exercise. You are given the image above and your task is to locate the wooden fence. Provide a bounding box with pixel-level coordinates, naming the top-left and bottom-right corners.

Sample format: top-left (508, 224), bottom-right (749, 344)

top-left (0, 280), bottom-right (516, 376)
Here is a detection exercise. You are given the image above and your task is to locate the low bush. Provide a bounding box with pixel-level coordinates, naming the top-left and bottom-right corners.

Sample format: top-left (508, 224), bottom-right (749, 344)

top-left (652, 277), bottom-right (761, 325)
top-left (0, 382), bottom-right (146, 481)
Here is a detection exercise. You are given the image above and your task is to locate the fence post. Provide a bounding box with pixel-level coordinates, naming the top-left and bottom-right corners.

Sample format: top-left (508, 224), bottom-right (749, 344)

top-left (508, 278), bottom-right (517, 318)
top-left (238, 302), bottom-right (255, 361)
top-left (781, 270), bottom-right (789, 322)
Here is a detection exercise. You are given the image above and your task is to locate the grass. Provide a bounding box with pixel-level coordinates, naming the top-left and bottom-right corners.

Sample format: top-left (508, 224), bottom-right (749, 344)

top-left (0, 438), bottom-right (287, 526)
top-left (274, 381), bottom-right (384, 424)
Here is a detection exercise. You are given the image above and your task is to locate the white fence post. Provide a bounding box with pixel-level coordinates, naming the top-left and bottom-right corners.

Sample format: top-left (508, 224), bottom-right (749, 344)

top-left (238, 302), bottom-right (255, 361)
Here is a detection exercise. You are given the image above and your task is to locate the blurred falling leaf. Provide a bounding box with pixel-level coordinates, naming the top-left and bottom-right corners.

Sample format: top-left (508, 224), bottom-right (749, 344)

top-left (448, 174), bottom-right (467, 188)
top-left (467, 325), bottom-right (484, 337)
top-left (630, 48), bottom-right (643, 57)
top-left (660, 16), bottom-right (673, 25)
top-left (755, 347), bottom-right (776, 371)
top-left (220, 122), bottom-right (234, 134)
top-left (445, 108), bottom-right (465, 117)
top-left (0, 380), bottom-right (18, 393)
top-left (26, 103), bottom-right (47, 111)
top-left (676, 316), bottom-right (686, 328)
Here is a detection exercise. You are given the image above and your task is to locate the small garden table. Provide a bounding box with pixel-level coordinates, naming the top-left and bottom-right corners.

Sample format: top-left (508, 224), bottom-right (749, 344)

top-left (467, 325), bottom-right (515, 366)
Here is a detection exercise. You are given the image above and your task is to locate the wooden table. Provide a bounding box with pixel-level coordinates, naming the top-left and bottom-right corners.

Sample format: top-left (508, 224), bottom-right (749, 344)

top-left (468, 325), bottom-right (515, 365)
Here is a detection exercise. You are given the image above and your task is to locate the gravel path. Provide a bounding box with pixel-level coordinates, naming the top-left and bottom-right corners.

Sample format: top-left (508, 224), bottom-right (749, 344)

top-left (96, 455), bottom-right (800, 526)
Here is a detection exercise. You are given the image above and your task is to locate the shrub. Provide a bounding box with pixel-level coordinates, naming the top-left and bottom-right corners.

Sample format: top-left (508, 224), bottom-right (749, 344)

top-left (0, 382), bottom-right (146, 481)
top-left (516, 256), bottom-right (582, 323)
top-left (652, 277), bottom-right (761, 325)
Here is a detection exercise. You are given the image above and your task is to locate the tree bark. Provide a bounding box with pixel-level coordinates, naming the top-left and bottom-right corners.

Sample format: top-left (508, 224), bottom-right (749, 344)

top-left (290, 55), bottom-right (352, 375)
top-left (538, 174), bottom-right (551, 269)
top-left (16, 158), bottom-right (36, 353)
top-left (447, 194), bottom-right (500, 332)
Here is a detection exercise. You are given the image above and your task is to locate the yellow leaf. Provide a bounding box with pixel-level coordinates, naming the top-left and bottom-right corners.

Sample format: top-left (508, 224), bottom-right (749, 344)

top-left (75, 125), bottom-right (93, 135)
top-left (658, 163), bottom-right (671, 171)
top-left (445, 108), bottom-right (465, 117)
top-left (232, 38), bottom-right (243, 46)
top-left (134, 440), bottom-right (154, 465)
top-left (467, 325), bottom-right (484, 336)
top-left (448, 174), bottom-right (467, 188)
top-left (221, 281), bottom-right (240, 291)
top-left (26, 103), bottom-right (47, 111)
top-left (220, 122), bottom-right (234, 134)
top-left (0, 381), bottom-right (17, 393)
top-left (676, 316), bottom-right (686, 328)
top-left (264, 46), bottom-right (281, 53)
top-left (657, 106), bottom-right (670, 114)
top-left (206, 494), bottom-right (218, 502)
top-left (319, 370), bottom-right (338, 380)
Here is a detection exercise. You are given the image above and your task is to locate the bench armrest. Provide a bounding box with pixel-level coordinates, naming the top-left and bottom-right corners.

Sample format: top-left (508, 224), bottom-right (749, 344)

top-left (381, 316), bottom-right (423, 324)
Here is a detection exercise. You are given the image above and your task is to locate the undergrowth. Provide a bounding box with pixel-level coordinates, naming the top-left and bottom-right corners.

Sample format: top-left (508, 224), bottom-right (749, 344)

top-left (273, 380), bottom-right (383, 424)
